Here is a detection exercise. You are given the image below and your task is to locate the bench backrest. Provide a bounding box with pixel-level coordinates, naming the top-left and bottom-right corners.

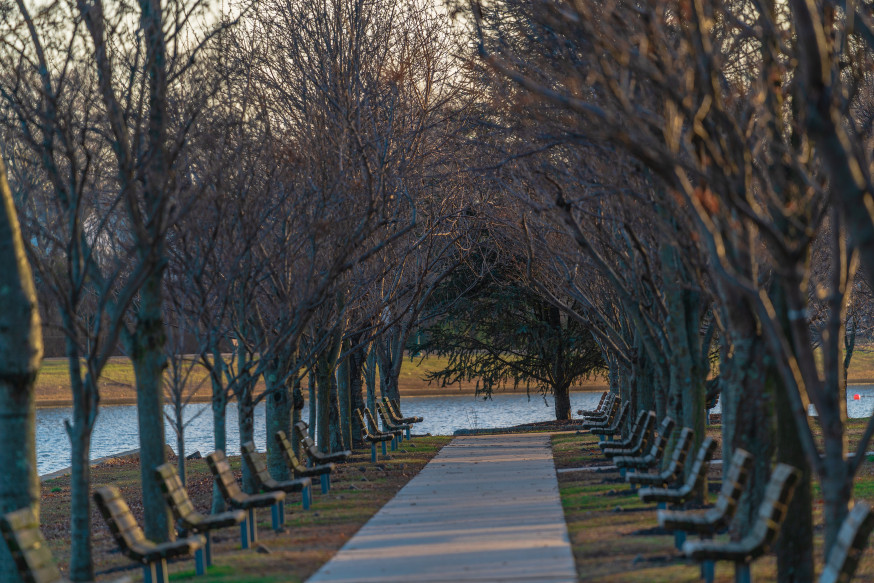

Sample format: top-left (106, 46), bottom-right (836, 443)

top-left (355, 409), bottom-right (375, 438)
top-left (610, 401), bottom-right (630, 431)
top-left (648, 416), bottom-right (675, 459)
top-left (241, 442), bottom-right (274, 487)
top-left (377, 402), bottom-right (403, 430)
top-left (293, 422), bottom-right (320, 455)
top-left (746, 463), bottom-right (800, 551)
top-left (205, 450), bottom-right (247, 505)
top-left (627, 411), bottom-right (648, 442)
top-left (93, 485), bottom-right (151, 562)
top-left (0, 506), bottom-right (63, 583)
top-left (711, 448), bottom-right (752, 520)
top-left (662, 427), bottom-right (694, 480)
top-left (634, 411), bottom-right (656, 450)
top-left (821, 501), bottom-right (874, 583)
top-left (155, 462), bottom-right (202, 526)
top-left (275, 430), bottom-right (307, 472)
top-left (593, 391), bottom-right (607, 412)
top-left (679, 437), bottom-right (717, 494)
top-left (382, 398), bottom-right (401, 423)
top-left (365, 408), bottom-right (384, 435)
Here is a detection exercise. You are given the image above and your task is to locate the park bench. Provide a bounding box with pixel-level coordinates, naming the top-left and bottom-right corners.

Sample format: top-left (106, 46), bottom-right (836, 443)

top-left (614, 416), bottom-right (675, 472)
top-left (206, 450), bottom-right (287, 549)
top-left (384, 398), bottom-right (423, 439)
top-left (0, 506), bottom-right (131, 583)
top-left (241, 441), bottom-right (313, 505)
top-left (820, 501), bottom-right (874, 583)
top-left (155, 463), bottom-right (246, 575)
top-left (577, 391), bottom-right (607, 417)
top-left (293, 421), bottom-right (354, 465)
top-left (93, 485), bottom-right (205, 583)
top-left (598, 410), bottom-right (647, 450)
top-left (682, 463), bottom-right (801, 583)
top-left (602, 410), bottom-right (655, 460)
top-left (376, 402), bottom-right (411, 445)
top-left (364, 408), bottom-right (403, 452)
top-left (583, 401), bottom-right (628, 440)
top-left (389, 398), bottom-right (423, 423)
top-left (639, 437), bottom-right (717, 505)
top-left (628, 427), bottom-right (694, 489)
top-left (355, 409), bottom-right (395, 461)
top-left (658, 447), bottom-right (753, 573)
top-left (582, 393), bottom-right (617, 423)
top-left (275, 430), bottom-right (336, 489)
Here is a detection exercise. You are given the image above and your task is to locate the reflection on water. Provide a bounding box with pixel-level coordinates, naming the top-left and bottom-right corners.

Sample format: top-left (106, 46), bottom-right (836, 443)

top-left (36, 386), bottom-right (874, 476)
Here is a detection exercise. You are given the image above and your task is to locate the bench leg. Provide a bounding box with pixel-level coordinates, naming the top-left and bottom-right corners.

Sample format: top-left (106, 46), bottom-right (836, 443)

top-left (398, 432), bottom-right (403, 444)
top-left (735, 562), bottom-right (751, 583)
top-left (303, 484), bottom-right (311, 509)
top-left (248, 507), bottom-right (258, 545)
top-left (391, 437), bottom-right (397, 451)
top-left (381, 441), bottom-right (387, 457)
top-left (321, 473), bottom-right (330, 494)
top-left (673, 530), bottom-right (686, 550)
top-left (195, 546), bottom-right (207, 576)
top-left (701, 560), bottom-right (714, 583)
top-left (406, 427), bottom-right (411, 440)
top-left (144, 560), bottom-right (169, 583)
top-left (371, 443), bottom-right (377, 462)
top-left (240, 516), bottom-right (250, 550)
top-left (271, 501), bottom-right (285, 532)
top-left (657, 502), bottom-right (666, 510)
top-left (620, 468), bottom-right (626, 479)
top-left (205, 533), bottom-right (213, 567)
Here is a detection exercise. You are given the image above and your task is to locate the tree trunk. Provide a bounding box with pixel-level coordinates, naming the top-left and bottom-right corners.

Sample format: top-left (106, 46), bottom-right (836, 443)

top-left (349, 344), bottom-right (366, 447)
top-left (265, 364), bottom-right (291, 481)
top-left (316, 357), bottom-right (331, 452)
top-left (308, 373), bottom-right (316, 439)
top-left (292, 378), bottom-right (304, 457)
top-left (65, 331), bottom-right (97, 582)
top-left (774, 367), bottom-right (814, 583)
top-left (365, 347), bottom-right (377, 430)
top-left (553, 383), bottom-right (571, 420)
top-left (0, 152), bottom-right (42, 583)
top-left (238, 388), bottom-right (256, 493)
top-left (211, 364), bottom-right (228, 514)
top-left (131, 270), bottom-right (171, 543)
top-left (337, 354), bottom-right (352, 448)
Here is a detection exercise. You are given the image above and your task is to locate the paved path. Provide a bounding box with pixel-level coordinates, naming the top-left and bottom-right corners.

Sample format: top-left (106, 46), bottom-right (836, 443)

top-left (306, 434), bottom-right (577, 583)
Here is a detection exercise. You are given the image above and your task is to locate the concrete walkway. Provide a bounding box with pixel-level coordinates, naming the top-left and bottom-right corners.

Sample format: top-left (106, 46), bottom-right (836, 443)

top-left (306, 434), bottom-right (577, 583)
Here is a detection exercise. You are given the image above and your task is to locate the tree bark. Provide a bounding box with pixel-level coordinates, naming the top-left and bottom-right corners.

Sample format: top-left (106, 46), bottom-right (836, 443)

top-left (210, 356), bottom-right (228, 513)
top-left (265, 361), bottom-right (292, 481)
top-left (131, 270), bottom-right (172, 542)
top-left (0, 153), bottom-right (42, 583)
top-left (337, 353), bottom-right (352, 448)
top-left (553, 383), bottom-right (571, 420)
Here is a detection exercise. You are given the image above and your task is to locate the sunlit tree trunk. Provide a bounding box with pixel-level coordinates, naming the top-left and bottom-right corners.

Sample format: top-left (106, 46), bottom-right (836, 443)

top-left (0, 153), bottom-right (42, 583)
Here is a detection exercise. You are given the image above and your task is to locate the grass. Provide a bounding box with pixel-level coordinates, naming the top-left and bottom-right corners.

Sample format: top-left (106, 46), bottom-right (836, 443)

top-left (39, 436), bottom-right (451, 582)
top-left (552, 420), bottom-right (874, 581)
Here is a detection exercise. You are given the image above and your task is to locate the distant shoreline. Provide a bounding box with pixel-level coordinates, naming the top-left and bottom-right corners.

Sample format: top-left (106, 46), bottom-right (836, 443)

top-left (35, 384), bottom-right (609, 409)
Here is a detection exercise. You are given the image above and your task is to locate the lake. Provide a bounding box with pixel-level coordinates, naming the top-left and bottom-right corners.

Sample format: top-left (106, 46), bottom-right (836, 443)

top-left (35, 386), bottom-right (874, 476)
top-left (36, 391), bottom-right (603, 476)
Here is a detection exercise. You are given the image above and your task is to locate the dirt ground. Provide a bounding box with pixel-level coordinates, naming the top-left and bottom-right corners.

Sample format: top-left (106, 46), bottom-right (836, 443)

top-left (39, 436), bottom-right (451, 582)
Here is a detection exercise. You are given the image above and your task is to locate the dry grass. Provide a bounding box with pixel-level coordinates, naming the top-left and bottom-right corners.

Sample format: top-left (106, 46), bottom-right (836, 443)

top-left (552, 421), bottom-right (874, 582)
top-left (39, 436), bottom-right (451, 582)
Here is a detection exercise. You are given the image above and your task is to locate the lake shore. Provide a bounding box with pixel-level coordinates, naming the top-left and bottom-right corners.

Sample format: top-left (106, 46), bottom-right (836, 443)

top-left (33, 355), bottom-right (609, 408)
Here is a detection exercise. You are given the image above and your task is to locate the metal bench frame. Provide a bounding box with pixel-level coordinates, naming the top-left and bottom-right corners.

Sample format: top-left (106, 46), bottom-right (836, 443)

top-left (682, 463), bottom-right (801, 583)
top-left (275, 430), bottom-right (336, 489)
top-left (206, 450), bottom-right (287, 550)
top-left (93, 485), bottom-right (205, 583)
top-left (355, 409), bottom-right (395, 461)
top-left (155, 462), bottom-right (246, 575)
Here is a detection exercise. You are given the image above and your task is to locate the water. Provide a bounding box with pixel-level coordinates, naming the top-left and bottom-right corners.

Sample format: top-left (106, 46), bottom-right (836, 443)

top-left (36, 391), bottom-right (602, 476)
top-left (37, 386), bottom-right (874, 477)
